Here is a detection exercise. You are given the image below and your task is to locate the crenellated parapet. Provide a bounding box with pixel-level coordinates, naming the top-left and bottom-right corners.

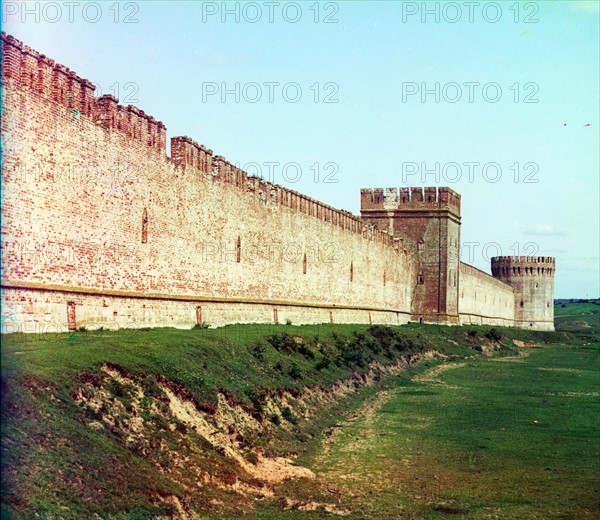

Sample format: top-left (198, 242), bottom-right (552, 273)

top-left (2, 32), bottom-right (96, 117)
top-left (361, 186), bottom-right (461, 217)
top-left (2, 32), bottom-right (167, 154)
top-left (491, 256), bottom-right (556, 277)
top-left (93, 95), bottom-right (166, 152)
top-left (170, 136), bottom-right (213, 174)
top-left (1, 31), bottom-right (400, 250)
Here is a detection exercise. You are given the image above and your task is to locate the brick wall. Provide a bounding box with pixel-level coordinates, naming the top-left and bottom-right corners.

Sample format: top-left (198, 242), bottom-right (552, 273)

top-left (0, 33), bottom-right (555, 333)
top-left (458, 262), bottom-right (515, 327)
top-left (0, 33), bottom-right (415, 332)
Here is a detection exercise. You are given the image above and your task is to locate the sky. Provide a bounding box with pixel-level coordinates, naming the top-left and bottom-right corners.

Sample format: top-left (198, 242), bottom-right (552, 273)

top-left (3, 0), bottom-right (599, 298)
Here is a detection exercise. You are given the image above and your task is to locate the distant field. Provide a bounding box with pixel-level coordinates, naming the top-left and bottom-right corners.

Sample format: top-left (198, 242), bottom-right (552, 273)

top-left (554, 302), bottom-right (600, 334)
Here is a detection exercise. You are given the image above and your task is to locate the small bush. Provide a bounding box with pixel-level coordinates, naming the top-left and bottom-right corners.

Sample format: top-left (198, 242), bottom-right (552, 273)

top-left (288, 363), bottom-right (302, 380)
top-left (485, 328), bottom-right (502, 342)
top-left (281, 406), bottom-right (297, 424)
top-left (269, 413), bottom-right (281, 425)
top-left (314, 355), bottom-right (331, 371)
top-left (285, 319), bottom-right (292, 326)
top-left (297, 343), bottom-right (315, 360)
top-left (266, 332), bottom-right (297, 354)
top-left (247, 388), bottom-right (268, 416)
top-left (192, 323), bottom-right (210, 330)
top-left (246, 452), bottom-right (259, 465)
top-left (467, 330), bottom-right (478, 338)
top-left (250, 342), bottom-right (266, 361)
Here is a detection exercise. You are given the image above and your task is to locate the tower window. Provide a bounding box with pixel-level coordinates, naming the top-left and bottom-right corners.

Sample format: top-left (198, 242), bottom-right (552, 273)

top-left (418, 271), bottom-right (424, 285)
top-left (520, 300), bottom-right (524, 308)
top-left (303, 253), bottom-right (307, 274)
top-left (236, 236), bottom-right (241, 263)
top-left (417, 239), bottom-right (424, 252)
top-left (350, 262), bottom-right (354, 282)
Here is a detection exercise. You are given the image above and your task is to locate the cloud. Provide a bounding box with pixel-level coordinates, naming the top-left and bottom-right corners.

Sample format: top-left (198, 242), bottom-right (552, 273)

top-left (522, 224), bottom-right (568, 237)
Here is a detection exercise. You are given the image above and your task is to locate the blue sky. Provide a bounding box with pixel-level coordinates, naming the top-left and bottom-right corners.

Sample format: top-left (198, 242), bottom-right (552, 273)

top-left (3, 0), bottom-right (599, 298)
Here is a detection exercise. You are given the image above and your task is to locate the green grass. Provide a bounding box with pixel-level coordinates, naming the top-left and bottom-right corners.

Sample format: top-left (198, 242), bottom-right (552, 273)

top-left (0, 316), bottom-right (595, 518)
top-left (1, 322), bottom-right (513, 518)
top-left (267, 343), bottom-right (600, 519)
top-left (554, 302), bottom-right (600, 335)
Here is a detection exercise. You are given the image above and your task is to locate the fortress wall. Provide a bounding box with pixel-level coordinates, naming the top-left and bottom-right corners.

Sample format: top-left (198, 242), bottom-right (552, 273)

top-left (1, 34), bottom-right (414, 332)
top-left (458, 262), bottom-right (515, 327)
top-left (1, 287), bottom-right (406, 333)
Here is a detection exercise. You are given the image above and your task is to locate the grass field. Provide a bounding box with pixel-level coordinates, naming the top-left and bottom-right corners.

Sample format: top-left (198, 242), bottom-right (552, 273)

top-left (1, 307), bottom-right (598, 518)
top-left (554, 302), bottom-right (600, 335)
top-left (267, 343), bottom-right (599, 519)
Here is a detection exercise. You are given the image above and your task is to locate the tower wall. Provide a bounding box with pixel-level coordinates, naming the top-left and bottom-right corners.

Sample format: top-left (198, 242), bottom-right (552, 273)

top-left (491, 256), bottom-right (556, 331)
top-left (361, 187), bottom-right (461, 324)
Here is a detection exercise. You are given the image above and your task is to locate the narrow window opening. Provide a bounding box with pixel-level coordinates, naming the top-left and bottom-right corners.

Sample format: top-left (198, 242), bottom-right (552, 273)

top-left (417, 239), bottom-right (424, 252)
top-left (303, 253), bottom-right (307, 274)
top-left (520, 300), bottom-right (524, 308)
top-left (418, 271), bottom-right (424, 285)
top-left (236, 236), bottom-right (241, 263)
top-left (141, 208), bottom-right (148, 243)
top-left (383, 270), bottom-right (386, 286)
top-left (350, 261), bottom-right (354, 282)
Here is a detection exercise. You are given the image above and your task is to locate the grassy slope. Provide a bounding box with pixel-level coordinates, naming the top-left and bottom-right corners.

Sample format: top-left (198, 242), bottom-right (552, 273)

top-left (0, 310), bottom-right (596, 518)
top-left (1, 322), bottom-right (521, 518)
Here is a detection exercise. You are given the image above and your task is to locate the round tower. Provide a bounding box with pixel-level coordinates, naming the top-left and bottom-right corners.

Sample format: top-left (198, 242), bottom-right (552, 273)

top-left (491, 256), bottom-right (556, 331)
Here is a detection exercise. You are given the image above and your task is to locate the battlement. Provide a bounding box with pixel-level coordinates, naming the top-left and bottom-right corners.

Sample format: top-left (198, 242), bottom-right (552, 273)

top-left (361, 186), bottom-right (461, 216)
top-left (1, 32), bottom-right (167, 154)
top-left (2, 32), bottom-right (95, 117)
top-left (222, 166), bottom-right (399, 246)
top-left (2, 32), bottom-right (401, 246)
top-left (491, 256), bottom-right (556, 277)
top-left (171, 136), bottom-right (213, 174)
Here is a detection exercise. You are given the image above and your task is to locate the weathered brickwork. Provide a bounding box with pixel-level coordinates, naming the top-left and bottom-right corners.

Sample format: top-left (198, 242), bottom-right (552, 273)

top-left (0, 33), bottom-right (555, 333)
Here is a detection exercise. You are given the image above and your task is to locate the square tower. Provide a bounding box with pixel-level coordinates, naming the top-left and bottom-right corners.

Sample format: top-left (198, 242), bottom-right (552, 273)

top-left (361, 187), bottom-right (461, 324)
